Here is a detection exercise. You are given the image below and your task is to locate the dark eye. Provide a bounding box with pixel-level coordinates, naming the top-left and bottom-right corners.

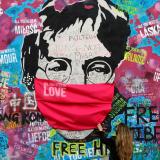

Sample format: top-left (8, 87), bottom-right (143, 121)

top-left (45, 59), bottom-right (71, 83)
top-left (89, 65), bottom-right (110, 73)
top-left (48, 60), bottom-right (68, 72)
top-left (87, 62), bottom-right (111, 74)
top-left (48, 67), bottom-right (59, 71)
top-left (86, 61), bottom-right (112, 83)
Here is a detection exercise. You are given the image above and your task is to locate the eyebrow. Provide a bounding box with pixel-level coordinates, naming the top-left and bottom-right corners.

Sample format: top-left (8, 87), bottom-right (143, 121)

top-left (82, 56), bottom-right (112, 71)
top-left (46, 57), bottom-right (72, 65)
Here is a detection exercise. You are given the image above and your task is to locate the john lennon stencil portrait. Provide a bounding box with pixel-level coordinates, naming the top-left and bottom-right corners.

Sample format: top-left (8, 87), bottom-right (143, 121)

top-left (21, 0), bottom-right (130, 140)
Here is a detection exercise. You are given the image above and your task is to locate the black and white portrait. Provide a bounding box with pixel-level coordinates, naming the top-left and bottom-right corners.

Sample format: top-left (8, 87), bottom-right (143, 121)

top-left (21, 0), bottom-right (130, 140)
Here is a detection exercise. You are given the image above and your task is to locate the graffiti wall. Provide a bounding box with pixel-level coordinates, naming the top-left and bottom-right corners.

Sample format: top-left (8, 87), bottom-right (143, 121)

top-left (0, 0), bottom-right (160, 159)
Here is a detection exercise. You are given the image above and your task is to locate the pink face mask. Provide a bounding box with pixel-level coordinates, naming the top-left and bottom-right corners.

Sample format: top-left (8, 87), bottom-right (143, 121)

top-left (34, 78), bottom-right (114, 130)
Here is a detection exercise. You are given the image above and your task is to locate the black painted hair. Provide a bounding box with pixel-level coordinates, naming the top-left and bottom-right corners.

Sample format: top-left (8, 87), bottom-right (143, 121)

top-left (21, 0), bottom-right (130, 90)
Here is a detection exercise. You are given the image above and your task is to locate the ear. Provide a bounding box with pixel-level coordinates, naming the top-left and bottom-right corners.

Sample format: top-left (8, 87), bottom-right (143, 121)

top-left (21, 33), bottom-right (39, 91)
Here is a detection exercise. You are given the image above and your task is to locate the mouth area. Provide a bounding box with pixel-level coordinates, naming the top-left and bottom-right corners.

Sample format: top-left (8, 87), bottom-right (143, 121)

top-left (34, 78), bottom-right (114, 138)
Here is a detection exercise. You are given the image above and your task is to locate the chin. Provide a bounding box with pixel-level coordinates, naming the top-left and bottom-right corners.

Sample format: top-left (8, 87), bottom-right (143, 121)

top-left (57, 129), bottom-right (94, 140)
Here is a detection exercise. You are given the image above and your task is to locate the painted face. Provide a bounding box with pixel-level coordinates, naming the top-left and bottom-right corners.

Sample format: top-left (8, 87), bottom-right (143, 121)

top-left (21, 0), bottom-right (130, 140)
top-left (35, 18), bottom-right (115, 139)
top-left (36, 19), bottom-right (115, 84)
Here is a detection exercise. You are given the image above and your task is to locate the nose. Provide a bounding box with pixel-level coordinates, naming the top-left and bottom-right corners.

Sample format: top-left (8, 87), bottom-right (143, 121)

top-left (68, 74), bottom-right (85, 84)
top-left (67, 62), bottom-right (85, 84)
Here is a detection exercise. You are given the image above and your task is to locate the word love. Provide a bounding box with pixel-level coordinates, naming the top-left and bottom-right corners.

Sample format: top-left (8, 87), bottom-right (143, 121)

top-left (43, 83), bottom-right (66, 97)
